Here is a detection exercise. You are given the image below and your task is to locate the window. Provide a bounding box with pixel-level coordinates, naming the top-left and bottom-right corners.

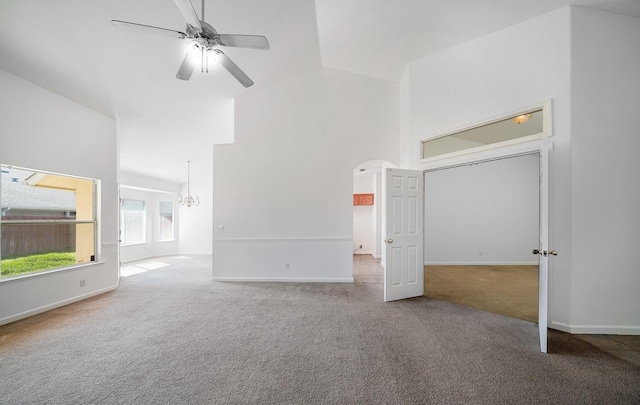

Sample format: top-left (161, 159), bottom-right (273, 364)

top-left (421, 109), bottom-right (544, 160)
top-left (120, 199), bottom-right (146, 245)
top-left (1, 165), bottom-right (97, 279)
top-left (159, 202), bottom-right (174, 241)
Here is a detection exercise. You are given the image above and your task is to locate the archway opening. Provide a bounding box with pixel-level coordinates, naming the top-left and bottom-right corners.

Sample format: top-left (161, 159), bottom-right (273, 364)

top-left (352, 159), bottom-right (395, 284)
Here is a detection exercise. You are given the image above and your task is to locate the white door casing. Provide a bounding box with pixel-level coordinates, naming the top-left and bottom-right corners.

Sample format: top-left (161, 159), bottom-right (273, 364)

top-left (384, 168), bottom-right (424, 301)
top-left (536, 141), bottom-right (552, 353)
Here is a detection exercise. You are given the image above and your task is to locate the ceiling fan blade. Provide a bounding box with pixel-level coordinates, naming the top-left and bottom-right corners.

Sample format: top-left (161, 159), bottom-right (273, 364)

top-left (111, 20), bottom-right (186, 39)
top-left (213, 49), bottom-right (254, 88)
top-left (217, 34), bottom-right (270, 50)
top-left (173, 0), bottom-right (202, 31)
top-left (176, 51), bottom-right (197, 80)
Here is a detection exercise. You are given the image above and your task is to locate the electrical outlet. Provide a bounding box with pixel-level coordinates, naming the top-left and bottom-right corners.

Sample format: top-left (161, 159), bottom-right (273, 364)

top-left (285, 262), bottom-right (290, 269)
top-left (80, 280), bottom-right (86, 288)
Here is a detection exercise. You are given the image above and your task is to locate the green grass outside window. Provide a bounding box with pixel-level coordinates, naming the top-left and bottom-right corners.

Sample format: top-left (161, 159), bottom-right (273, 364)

top-left (0, 252), bottom-right (77, 277)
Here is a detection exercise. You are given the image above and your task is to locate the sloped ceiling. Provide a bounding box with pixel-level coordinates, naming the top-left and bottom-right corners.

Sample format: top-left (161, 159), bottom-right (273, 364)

top-left (0, 0), bottom-right (638, 184)
top-left (316, 0), bottom-right (640, 82)
top-left (0, 0), bottom-right (321, 183)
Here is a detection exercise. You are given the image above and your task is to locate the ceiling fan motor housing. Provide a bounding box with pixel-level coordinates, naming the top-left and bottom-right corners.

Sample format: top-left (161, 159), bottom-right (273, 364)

top-left (187, 21), bottom-right (219, 49)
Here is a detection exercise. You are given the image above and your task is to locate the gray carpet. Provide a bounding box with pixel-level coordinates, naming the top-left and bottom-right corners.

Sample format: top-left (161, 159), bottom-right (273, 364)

top-left (0, 255), bottom-right (638, 404)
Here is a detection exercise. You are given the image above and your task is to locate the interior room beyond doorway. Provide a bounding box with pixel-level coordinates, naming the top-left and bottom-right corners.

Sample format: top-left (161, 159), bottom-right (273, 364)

top-left (422, 154), bottom-right (540, 323)
top-left (352, 254), bottom-right (383, 284)
top-left (352, 159), bottom-right (394, 279)
top-left (424, 264), bottom-right (538, 322)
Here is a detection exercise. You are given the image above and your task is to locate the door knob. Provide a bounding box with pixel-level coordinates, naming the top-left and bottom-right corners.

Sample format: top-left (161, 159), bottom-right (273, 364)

top-left (532, 249), bottom-right (558, 256)
top-left (385, 238), bottom-right (393, 244)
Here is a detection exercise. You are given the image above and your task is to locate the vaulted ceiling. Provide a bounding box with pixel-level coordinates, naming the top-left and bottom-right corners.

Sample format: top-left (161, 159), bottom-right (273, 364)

top-left (1, 0), bottom-right (638, 183)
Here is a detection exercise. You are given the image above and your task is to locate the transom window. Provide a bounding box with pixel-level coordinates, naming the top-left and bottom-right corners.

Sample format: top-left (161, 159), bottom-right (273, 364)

top-left (421, 109), bottom-right (544, 160)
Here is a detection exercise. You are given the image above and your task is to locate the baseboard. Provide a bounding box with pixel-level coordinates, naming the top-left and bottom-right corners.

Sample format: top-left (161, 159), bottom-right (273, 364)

top-left (372, 254), bottom-right (381, 259)
top-left (212, 277), bottom-right (354, 283)
top-left (354, 251), bottom-right (373, 255)
top-left (0, 285), bottom-right (118, 327)
top-left (551, 321), bottom-right (640, 335)
top-left (424, 262), bottom-right (538, 266)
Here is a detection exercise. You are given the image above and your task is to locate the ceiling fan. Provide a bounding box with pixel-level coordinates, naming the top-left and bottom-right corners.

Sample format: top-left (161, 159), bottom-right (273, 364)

top-left (112, 0), bottom-right (270, 87)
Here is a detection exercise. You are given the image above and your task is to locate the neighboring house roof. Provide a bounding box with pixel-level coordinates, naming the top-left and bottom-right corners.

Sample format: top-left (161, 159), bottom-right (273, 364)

top-left (1, 168), bottom-right (76, 211)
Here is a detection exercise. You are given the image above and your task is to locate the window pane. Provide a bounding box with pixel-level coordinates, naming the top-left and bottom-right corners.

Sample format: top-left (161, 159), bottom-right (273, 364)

top-left (1, 165), bottom-right (98, 279)
top-left (2, 168), bottom-right (75, 220)
top-left (75, 223), bottom-right (95, 264)
top-left (120, 199), bottom-right (146, 244)
top-left (0, 223), bottom-right (95, 278)
top-left (159, 202), bottom-right (174, 241)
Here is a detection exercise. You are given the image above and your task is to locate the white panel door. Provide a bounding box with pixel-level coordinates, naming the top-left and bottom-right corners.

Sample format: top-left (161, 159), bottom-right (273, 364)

top-left (384, 168), bottom-right (424, 301)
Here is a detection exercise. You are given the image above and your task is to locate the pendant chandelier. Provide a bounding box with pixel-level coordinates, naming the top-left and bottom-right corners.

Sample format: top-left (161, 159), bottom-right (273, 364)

top-left (178, 160), bottom-right (200, 208)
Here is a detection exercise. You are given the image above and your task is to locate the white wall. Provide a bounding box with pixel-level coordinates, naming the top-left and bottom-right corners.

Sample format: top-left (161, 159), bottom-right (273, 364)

top-left (119, 171), bottom-right (180, 194)
top-left (213, 68), bottom-right (401, 281)
top-left (352, 173), bottom-right (375, 255)
top-left (405, 8), bottom-right (573, 328)
top-left (0, 69), bottom-right (118, 325)
top-left (405, 6), bottom-right (640, 334)
top-left (568, 7), bottom-right (640, 332)
top-left (119, 187), bottom-right (179, 263)
top-left (179, 157), bottom-right (213, 255)
top-left (424, 154), bottom-right (539, 264)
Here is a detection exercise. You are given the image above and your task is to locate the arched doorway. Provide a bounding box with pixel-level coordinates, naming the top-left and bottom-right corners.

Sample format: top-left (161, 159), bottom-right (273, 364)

top-left (352, 159), bottom-right (395, 284)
